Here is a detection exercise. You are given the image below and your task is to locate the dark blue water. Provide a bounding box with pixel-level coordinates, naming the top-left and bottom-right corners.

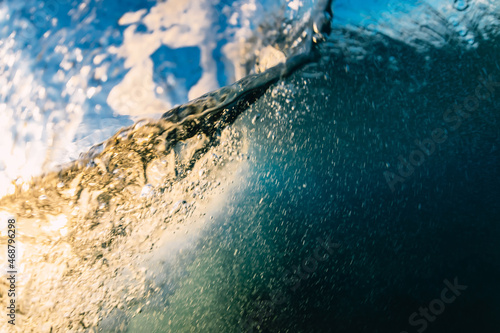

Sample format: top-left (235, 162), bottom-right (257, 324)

top-left (130, 17), bottom-right (500, 331)
top-left (235, 27), bottom-right (500, 332)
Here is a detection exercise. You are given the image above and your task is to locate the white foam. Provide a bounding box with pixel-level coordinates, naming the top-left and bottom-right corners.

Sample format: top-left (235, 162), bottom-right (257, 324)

top-left (118, 9), bottom-right (148, 26)
top-left (108, 0), bottom-right (222, 118)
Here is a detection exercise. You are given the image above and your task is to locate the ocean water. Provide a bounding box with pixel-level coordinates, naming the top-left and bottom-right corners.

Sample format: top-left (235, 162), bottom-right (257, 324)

top-left (0, 0), bottom-right (499, 332)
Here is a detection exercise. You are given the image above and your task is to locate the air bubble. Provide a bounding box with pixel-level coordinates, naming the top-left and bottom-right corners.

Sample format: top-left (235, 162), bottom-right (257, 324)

top-left (140, 184), bottom-right (154, 197)
top-left (453, 0), bottom-right (469, 11)
top-left (448, 15), bottom-right (460, 27)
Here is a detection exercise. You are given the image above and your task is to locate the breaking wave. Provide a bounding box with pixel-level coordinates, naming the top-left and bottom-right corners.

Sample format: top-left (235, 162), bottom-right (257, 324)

top-left (1, 0), bottom-right (499, 332)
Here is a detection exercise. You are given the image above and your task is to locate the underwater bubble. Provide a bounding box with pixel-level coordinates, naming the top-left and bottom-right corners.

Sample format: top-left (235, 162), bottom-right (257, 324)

top-left (140, 184), bottom-right (154, 197)
top-left (448, 15), bottom-right (460, 27)
top-left (170, 200), bottom-right (187, 214)
top-left (457, 26), bottom-right (468, 36)
top-left (453, 0), bottom-right (469, 11)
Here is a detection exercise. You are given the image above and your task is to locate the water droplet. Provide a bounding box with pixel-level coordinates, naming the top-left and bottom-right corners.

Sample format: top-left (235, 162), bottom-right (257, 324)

top-left (198, 169), bottom-right (206, 178)
top-left (453, 0), bottom-right (469, 11)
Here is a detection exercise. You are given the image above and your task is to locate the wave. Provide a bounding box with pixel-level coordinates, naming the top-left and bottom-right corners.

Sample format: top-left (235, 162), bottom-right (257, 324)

top-left (0, 0), bottom-right (499, 332)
